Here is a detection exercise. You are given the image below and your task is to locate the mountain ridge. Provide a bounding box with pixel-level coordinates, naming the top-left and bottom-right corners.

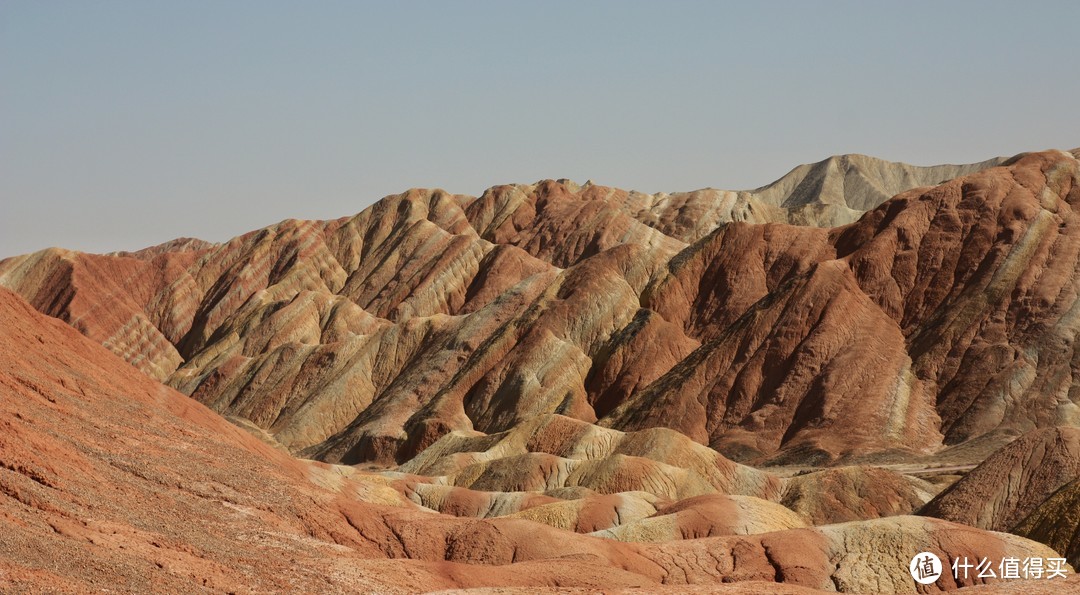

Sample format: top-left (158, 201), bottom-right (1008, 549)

top-left (1, 148), bottom-right (1075, 470)
top-left (7, 148), bottom-right (1080, 591)
top-left (7, 150), bottom-right (1011, 261)
top-left (5, 283), bottom-right (1069, 592)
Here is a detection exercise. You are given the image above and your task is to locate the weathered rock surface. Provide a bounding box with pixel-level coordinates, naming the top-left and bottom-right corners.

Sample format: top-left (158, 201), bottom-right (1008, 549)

top-left (592, 493), bottom-right (808, 542)
top-left (630, 515), bottom-right (1067, 593)
top-left (834, 151), bottom-right (1080, 447)
top-left (0, 286), bottom-right (415, 592)
top-left (400, 480), bottom-right (665, 533)
top-left (0, 268), bottom-right (1073, 592)
top-left (921, 427), bottom-right (1080, 531)
top-left (0, 285), bottom-right (685, 592)
top-left (1013, 476), bottom-right (1080, 568)
top-left (922, 427), bottom-right (1080, 567)
top-left (782, 466), bottom-right (941, 525)
top-left (502, 490), bottom-right (664, 532)
top-left (398, 414), bottom-right (782, 501)
top-left (607, 255), bottom-right (944, 463)
top-left (1, 149), bottom-right (1076, 471)
top-left (403, 482), bottom-right (563, 518)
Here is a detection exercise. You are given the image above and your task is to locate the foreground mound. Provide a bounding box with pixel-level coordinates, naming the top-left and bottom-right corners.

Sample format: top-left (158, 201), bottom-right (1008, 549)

top-left (782, 466), bottom-right (941, 525)
top-left (398, 413), bottom-right (781, 501)
top-left (0, 287), bottom-right (408, 592)
top-left (0, 286), bottom-right (661, 592)
top-left (1014, 477), bottom-right (1080, 567)
top-left (1, 286), bottom-right (1071, 592)
top-left (922, 427), bottom-right (1080, 567)
top-left (592, 494), bottom-right (807, 542)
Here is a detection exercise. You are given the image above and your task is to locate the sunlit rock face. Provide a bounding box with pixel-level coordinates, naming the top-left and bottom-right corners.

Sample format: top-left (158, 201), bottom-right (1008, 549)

top-left (7, 149), bottom-right (1080, 592)
top-left (4, 150), bottom-right (1078, 470)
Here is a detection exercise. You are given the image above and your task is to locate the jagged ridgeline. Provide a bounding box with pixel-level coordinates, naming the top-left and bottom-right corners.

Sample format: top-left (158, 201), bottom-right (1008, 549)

top-left (4, 149), bottom-right (1080, 471)
top-left (5, 148), bottom-right (1080, 592)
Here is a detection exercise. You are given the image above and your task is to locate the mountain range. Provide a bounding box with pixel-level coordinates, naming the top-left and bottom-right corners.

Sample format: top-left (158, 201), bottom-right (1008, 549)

top-left (3, 148), bottom-right (1080, 592)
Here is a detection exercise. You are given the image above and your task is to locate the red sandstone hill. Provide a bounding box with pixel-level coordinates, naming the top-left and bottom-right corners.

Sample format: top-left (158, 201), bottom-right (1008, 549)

top-left (4, 285), bottom-right (1066, 593)
top-left (921, 427), bottom-right (1080, 568)
top-left (2, 150), bottom-right (1075, 469)
top-left (5, 149), bottom-right (1080, 592)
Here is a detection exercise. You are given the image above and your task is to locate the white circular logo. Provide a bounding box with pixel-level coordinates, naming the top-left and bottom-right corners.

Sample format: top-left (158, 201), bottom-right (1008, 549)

top-left (910, 552), bottom-right (943, 584)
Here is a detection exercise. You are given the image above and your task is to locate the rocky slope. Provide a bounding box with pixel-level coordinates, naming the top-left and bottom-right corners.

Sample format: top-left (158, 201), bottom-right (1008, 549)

top-left (921, 427), bottom-right (1080, 531)
top-left (3, 285), bottom-right (1066, 592)
top-left (782, 466), bottom-right (941, 525)
top-left (921, 427), bottom-right (1080, 567)
top-left (592, 493), bottom-right (808, 542)
top-left (7, 148), bottom-right (1080, 592)
top-left (1013, 476), bottom-right (1080, 568)
top-left (1, 149), bottom-right (1075, 473)
top-left (622, 153), bottom-right (1005, 240)
top-left (0, 286), bottom-right (421, 592)
top-left (397, 414), bottom-right (781, 501)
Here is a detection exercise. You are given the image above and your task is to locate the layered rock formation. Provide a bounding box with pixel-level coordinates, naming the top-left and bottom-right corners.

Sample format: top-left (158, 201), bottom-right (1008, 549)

top-left (616, 153), bottom-right (1005, 241)
top-left (1, 150), bottom-right (1076, 471)
top-left (592, 494), bottom-right (808, 542)
top-left (398, 414), bottom-right (781, 501)
top-left (6, 147), bottom-right (1080, 592)
top-left (1014, 477), bottom-right (1080, 568)
top-left (921, 427), bottom-right (1080, 531)
top-left (782, 466), bottom-right (941, 525)
top-left (921, 427), bottom-right (1080, 567)
top-left (0, 286), bottom-right (429, 592)
top-left (4, 285), bottom-right (1066, 592)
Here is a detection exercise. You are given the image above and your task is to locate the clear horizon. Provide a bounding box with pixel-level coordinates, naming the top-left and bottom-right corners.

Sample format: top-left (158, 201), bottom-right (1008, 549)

top-left (2, 0), bottom-right (1079, 257)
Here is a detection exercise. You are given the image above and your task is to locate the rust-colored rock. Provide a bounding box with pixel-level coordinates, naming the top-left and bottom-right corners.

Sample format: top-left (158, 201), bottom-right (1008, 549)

top-left (922, 427), bottom-right (1080, 567)
top-left (593, 493), bottom-right (808, 542)
top-left (834, 151), bottom-right (1080, 446)
top-left (1, 149), bottom-right (1076, 469)
top-left (782, 466), bottom-right (941, 525)
top-left (0, 286), bottom-right (668, 591)
top-left (921, 427), bottom-right (1080, 531)
top-left (1, 236), bottom-right (1076, 591)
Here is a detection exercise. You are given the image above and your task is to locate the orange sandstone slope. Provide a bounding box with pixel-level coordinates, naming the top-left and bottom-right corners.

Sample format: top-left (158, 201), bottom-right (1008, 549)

top-left (0, 285), bottom-right (664, 592)
top-left (920, 426), bottom-right (1080, 568)
top-left (5, 285), bottom-right (1071, 593)
top-left (1, 150), bottom-right (1076, 468)
top-left (0, 285), bottom-right (390, 592)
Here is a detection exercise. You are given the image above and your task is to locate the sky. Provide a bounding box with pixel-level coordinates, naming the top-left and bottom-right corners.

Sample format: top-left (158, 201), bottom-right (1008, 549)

top-left (2, 1), bottom-right (1078, 257)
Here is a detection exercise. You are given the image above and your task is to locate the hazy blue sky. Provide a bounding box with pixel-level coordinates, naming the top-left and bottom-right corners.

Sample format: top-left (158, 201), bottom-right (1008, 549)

top-left (2, 1), bottom-right (1078, 257)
